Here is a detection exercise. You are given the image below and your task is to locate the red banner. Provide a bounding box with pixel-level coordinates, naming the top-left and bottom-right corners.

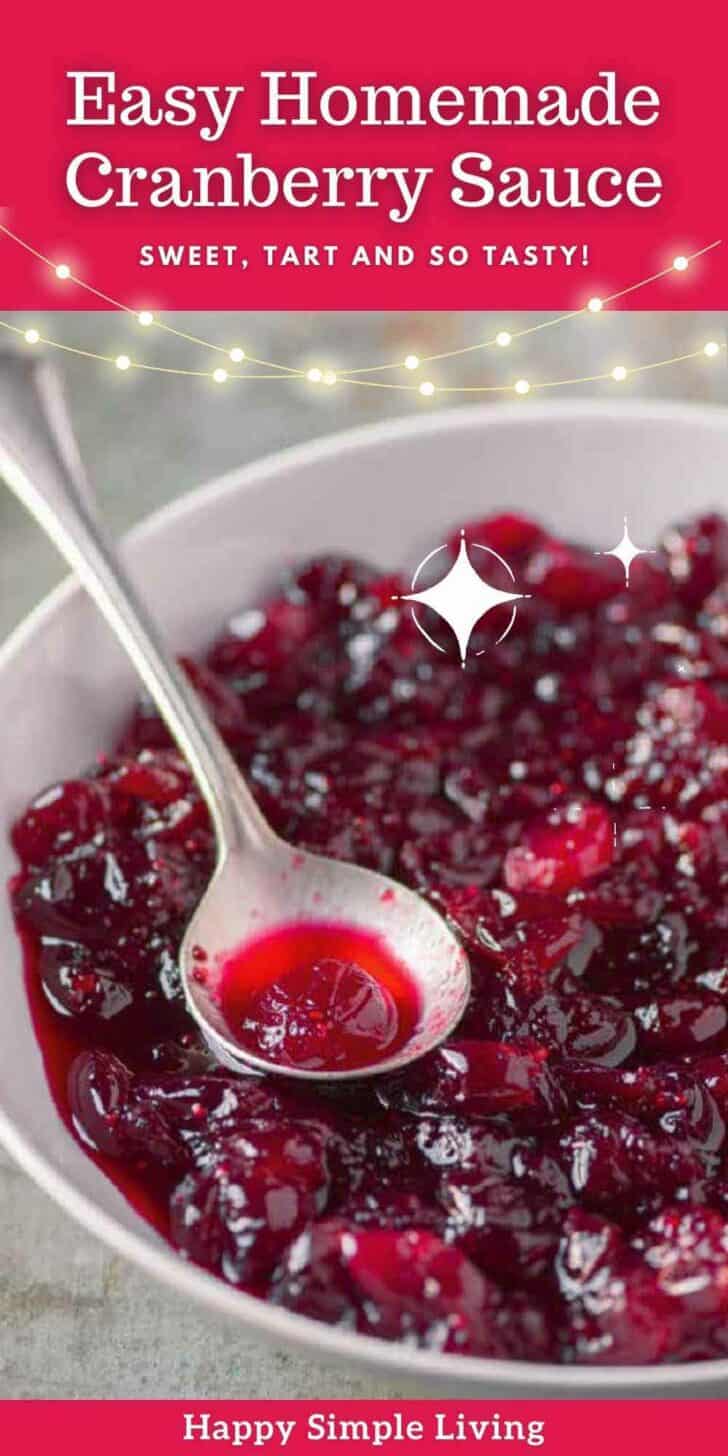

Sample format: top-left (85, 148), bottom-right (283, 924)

top-left (0, 0), bottom-right (726, 309)
top-left (1, 1401), bottom-right (727, 1453)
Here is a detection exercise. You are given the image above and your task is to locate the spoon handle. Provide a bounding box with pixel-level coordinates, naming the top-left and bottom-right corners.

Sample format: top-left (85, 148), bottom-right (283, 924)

top-left (0, 352), bottom-right (273, 854)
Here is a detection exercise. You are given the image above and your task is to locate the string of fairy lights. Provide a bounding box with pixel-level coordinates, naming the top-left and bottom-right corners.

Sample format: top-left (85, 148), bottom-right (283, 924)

top-left (0, 223), bottom-right (725, 398)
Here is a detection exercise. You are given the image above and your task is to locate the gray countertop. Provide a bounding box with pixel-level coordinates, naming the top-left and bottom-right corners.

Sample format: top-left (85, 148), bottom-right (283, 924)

top-left (1, 309), bottom-right (726, 1397)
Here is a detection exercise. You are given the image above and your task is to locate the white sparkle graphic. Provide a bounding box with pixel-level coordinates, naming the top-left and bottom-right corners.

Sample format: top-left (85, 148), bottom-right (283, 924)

top-left (396, 533), bottom-right (528, 667)
top-left (597, 516), bottom-right (655, 586)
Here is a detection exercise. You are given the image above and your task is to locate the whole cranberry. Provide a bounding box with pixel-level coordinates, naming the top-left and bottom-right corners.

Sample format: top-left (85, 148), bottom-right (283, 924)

top-left (170, 1122), bottom-right (331, 1283)
top-left (633, 995), bottom-right (728, 1058)
top-left (526, 539), bottom-right (623, 610)
top-left (556, 1209), bottom-right (682, 1364)
top-left (275, 1220), bottom-right (508, 1355)
top-left (660, 513), bottom-right (728, 608)
top-left (11, 780), bottom-right (111, 865)
top-left (346, 1227), bottom-right (507, 1353)
top-left (635, 1205), bottom-right (728, 1346)
top-left (523, 991), bottom-right (637, 1067)
top-left (554, 1111), bottom-right (701, 1217)
top-left (447, 513), bottom-right (543, 561)
top-left (652, 681), bottom-right (728, 744)
top-left (378, 1040), bottom-right (560, 1122)
top-left (68, 1050), bottom-right (181, 1165)
top-left (207, 598), bottom-right (320, 678)
top-left (561, 1063), bottom-right (725, 1161)
top-left (439, 1168), bottom-right (562, 1282)
top-left (504, 799), bottom-right (614, 896)
top-left (38, 939), bottom-right (135, 1024)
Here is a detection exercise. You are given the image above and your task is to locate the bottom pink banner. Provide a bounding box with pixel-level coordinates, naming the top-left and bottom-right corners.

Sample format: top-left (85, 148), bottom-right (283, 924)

top-left (0, 1401), bottom-right (726, 1453)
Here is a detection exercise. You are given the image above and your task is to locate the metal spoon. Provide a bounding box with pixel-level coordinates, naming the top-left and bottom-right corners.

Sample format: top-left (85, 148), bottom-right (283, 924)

top-left (0, 354), bottom-right (470, 1080)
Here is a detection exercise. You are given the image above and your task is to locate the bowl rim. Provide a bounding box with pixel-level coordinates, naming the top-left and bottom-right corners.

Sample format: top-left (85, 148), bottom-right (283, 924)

top-left (3, 395), bottom-right (728, 1391)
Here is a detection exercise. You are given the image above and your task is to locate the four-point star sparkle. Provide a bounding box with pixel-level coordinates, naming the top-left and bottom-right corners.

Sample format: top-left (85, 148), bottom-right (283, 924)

top-left (398, 533), bottom-right (527, 667)
top-left (398, 519), bottom-right (655, 669)
top-left (596, 516), bottom-right (654, 587)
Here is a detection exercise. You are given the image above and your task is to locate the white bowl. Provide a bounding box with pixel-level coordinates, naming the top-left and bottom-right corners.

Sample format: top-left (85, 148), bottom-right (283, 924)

top-left (3, 399), bottom-right (728, 1397)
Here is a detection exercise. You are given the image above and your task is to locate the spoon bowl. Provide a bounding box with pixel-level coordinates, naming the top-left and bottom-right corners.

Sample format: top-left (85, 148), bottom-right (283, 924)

top-left (0, 352), bottom-right (470, 1081)
top-left (181, 834), bottom-right (470, 1079)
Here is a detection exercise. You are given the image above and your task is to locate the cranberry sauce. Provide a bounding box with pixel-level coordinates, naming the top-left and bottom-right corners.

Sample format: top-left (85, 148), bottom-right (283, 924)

top-left (10, 510), bottom-right (728, 1365)
top-left (217, 922), bottom-right (421, 1072)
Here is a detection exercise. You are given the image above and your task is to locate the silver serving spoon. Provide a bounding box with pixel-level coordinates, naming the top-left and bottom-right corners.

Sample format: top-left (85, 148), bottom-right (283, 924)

top-left (0, 354), bottom-right (470, 1080)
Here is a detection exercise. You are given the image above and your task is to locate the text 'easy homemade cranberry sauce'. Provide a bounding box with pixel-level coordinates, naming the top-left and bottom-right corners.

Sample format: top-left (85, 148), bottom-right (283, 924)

top-left (216, 922), bottom-right (421, 1072)
top-left (11, 510), bottom-right (728, 1365)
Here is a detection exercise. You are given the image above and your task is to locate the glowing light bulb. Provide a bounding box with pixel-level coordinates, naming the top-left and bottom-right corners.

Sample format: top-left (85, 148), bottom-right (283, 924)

top-left (673, 256), bottom-right (689, 272)
top-left (24, 328), bottom-right (40, 344)
top-left (611, 365), bottom-right (628, 382)
top-left (307, 367), bottom-right (323, 383)
top-left (514, 379), bottom-right (530, 396)
top-left (323, 370), bottom-right (337, 386)
top-left (115, 354), bottom-right (131, 371)
top-left (404, 354), bottom-right (420, 370)
top-left (496, 331), bottom-right (512, 347)
top-left (55, 263), bottom-right (71, 280)
top-left (704, 340), bottom-right (721, 358)
top-left (587, 297), bottom-right (603, 313)
top-left (229, 347), bottom-right (245, 363)
top-left (419, 380), bottom-right (435, 397)
top-left (212, 367), bottom-right (228, 383)
top-left (138, 310), bottom-right (154, 327)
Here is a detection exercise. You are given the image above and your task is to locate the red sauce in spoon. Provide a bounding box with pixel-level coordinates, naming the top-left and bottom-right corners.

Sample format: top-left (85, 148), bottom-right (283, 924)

top-left (217, 921), bottom-right (421, 1072)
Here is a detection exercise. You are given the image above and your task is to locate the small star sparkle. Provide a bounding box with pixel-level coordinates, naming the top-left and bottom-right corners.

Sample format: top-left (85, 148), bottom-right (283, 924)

top-left (597, 516), bottom-right (655, 586)
top-left (397, 533), bottom-right (528, 667)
